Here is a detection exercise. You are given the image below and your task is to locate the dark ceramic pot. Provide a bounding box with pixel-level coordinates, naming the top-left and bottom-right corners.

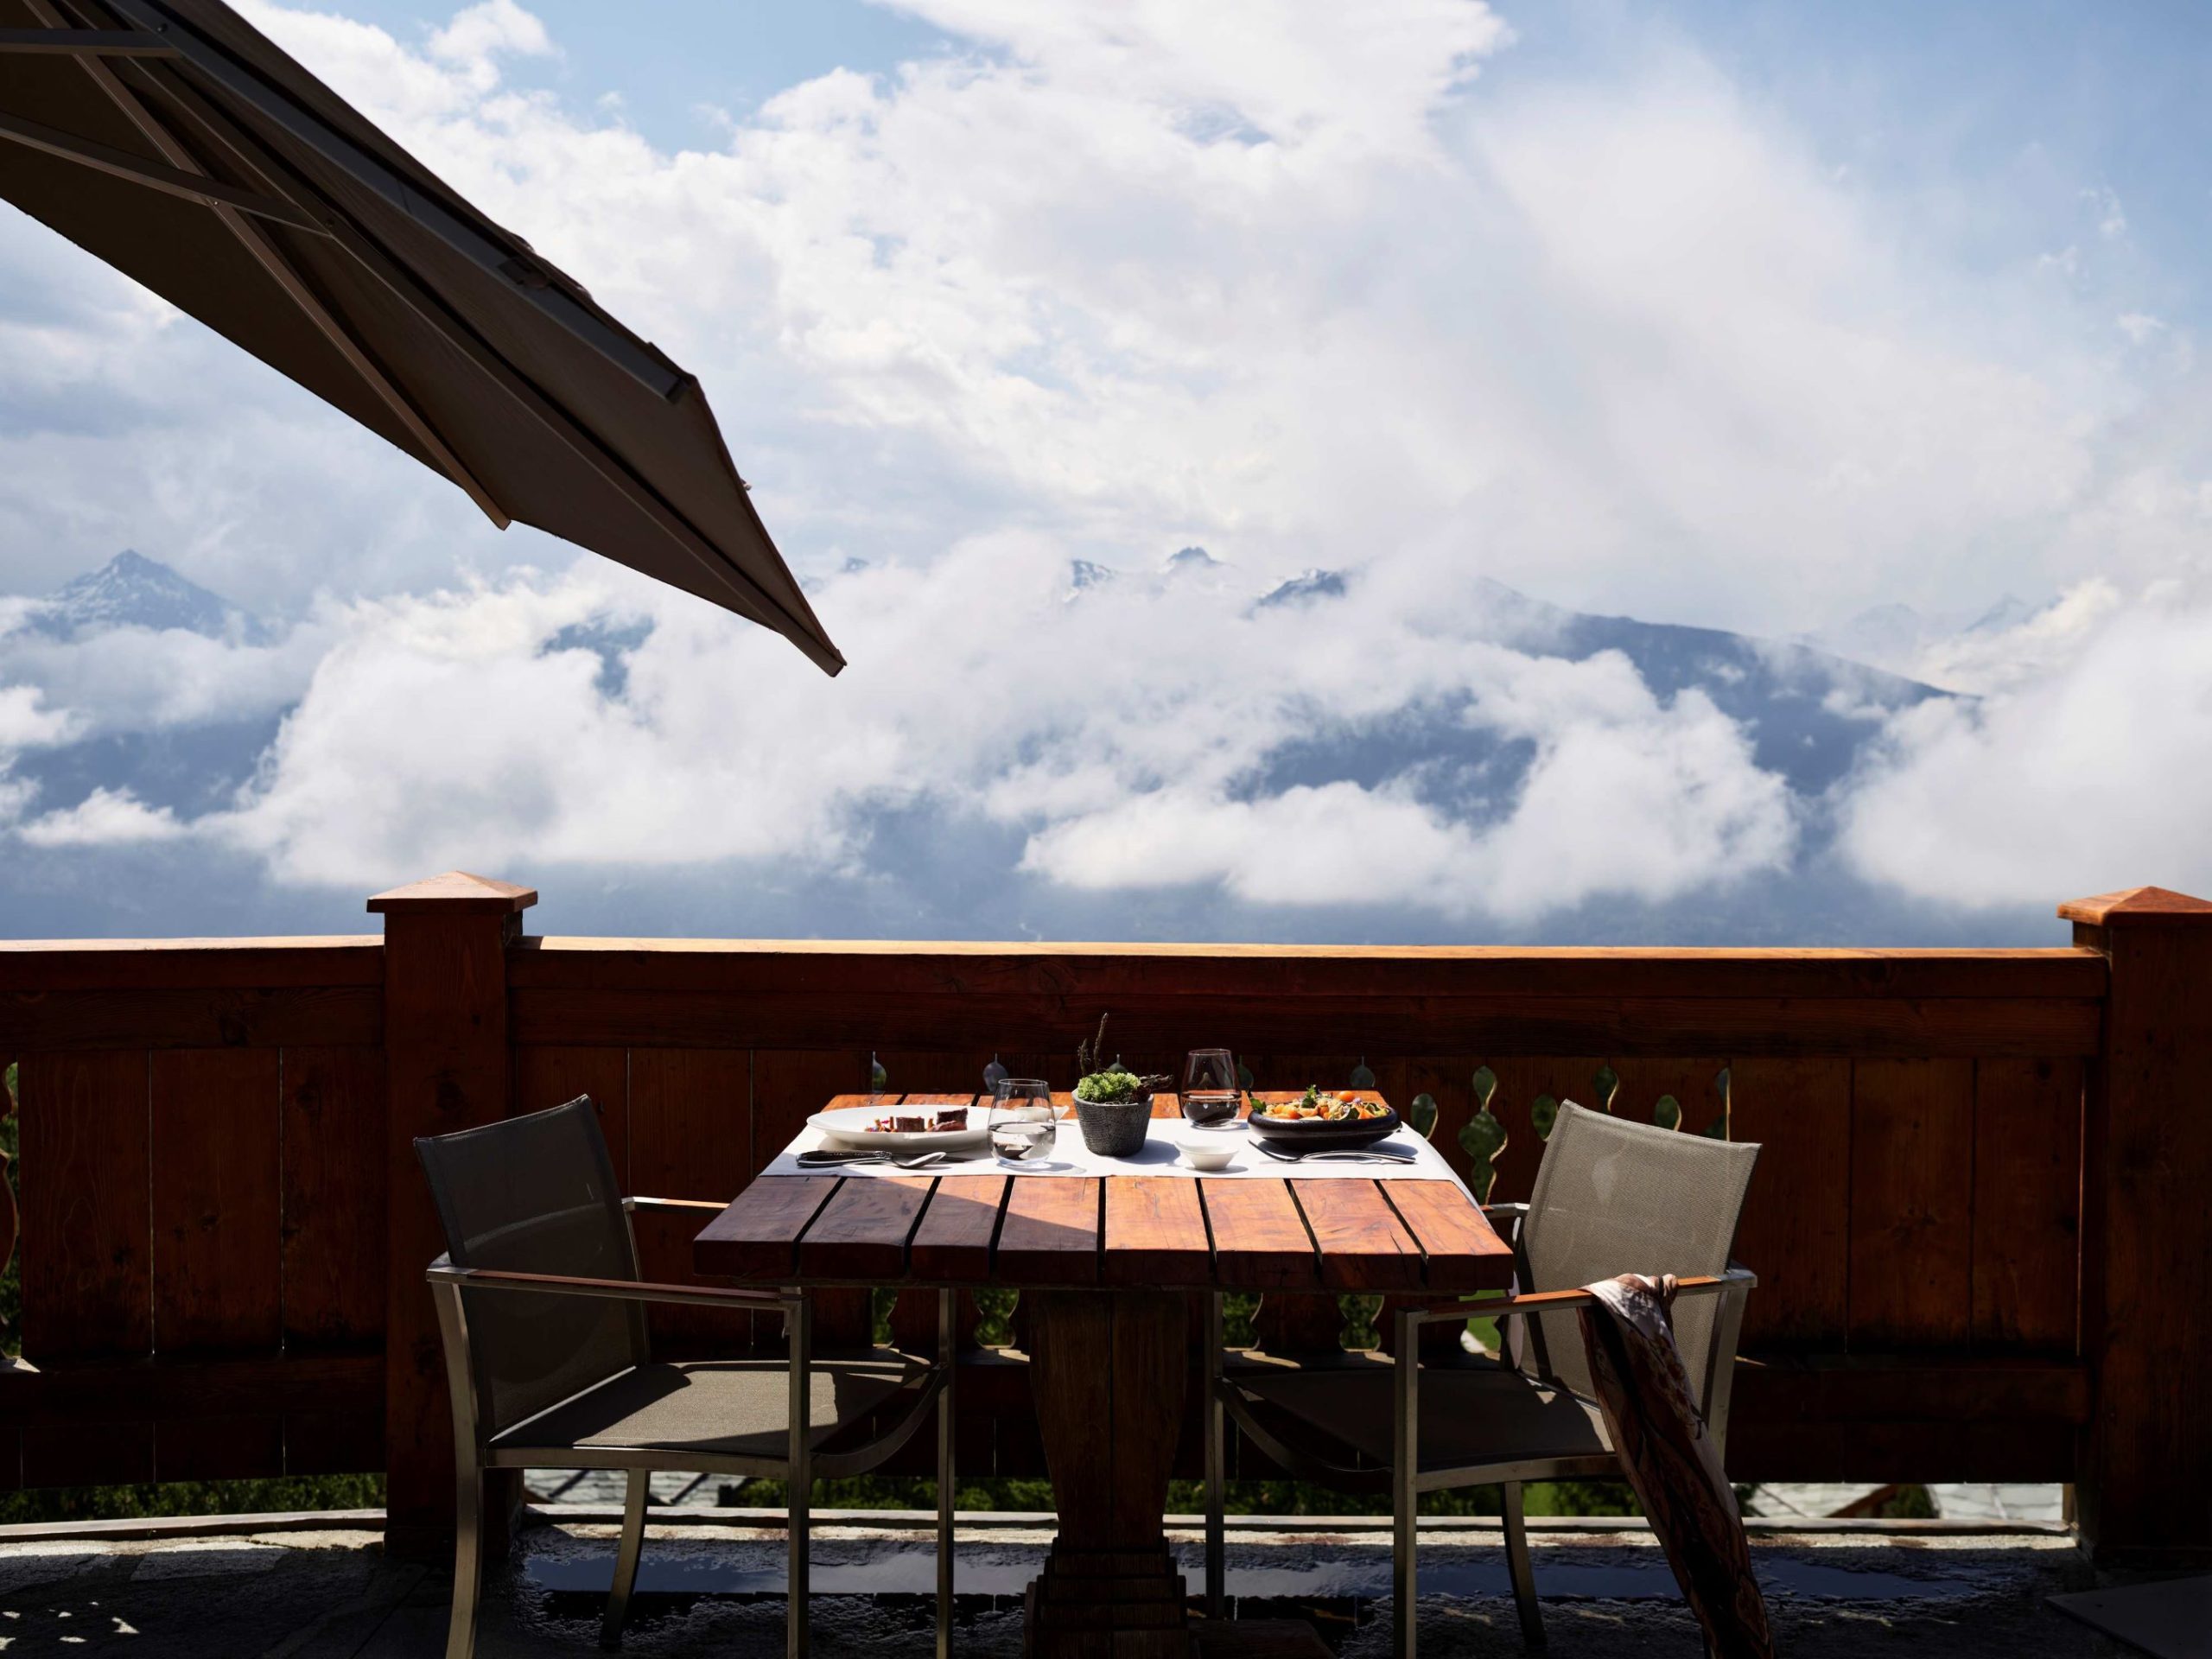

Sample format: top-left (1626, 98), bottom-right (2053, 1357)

top-left (1072, 1095), bottom-right (1150, 1158)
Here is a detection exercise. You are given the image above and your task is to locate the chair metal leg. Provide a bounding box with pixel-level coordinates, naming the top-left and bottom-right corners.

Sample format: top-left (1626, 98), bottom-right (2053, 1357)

top-left (1502, 1480), bottom-right (1544, 1649)
top-left (788, 1296), bottom-right (812, 1659)
top-left (1205, 1292), bottom-right (1227, 1619)
top-left (599, 1469), bottom-right (649, 1648)
top-left (1393, 1309), bottom-right (1420, 1659)
top-left (936, 1289), bottom-right (956, 1659)
top-left (447, 1465), bottom-right (483, 1659)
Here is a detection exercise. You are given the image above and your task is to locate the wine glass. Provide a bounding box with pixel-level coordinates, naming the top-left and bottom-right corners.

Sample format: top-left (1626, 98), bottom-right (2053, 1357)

top-left (989, 1077), bottom-right (1059, 1163)
top-left (1183, 1049), bottom-right (1241, 1128)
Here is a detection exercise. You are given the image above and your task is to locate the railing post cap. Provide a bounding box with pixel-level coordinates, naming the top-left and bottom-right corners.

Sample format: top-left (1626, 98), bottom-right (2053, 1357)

top-left (366, 870), bottom-right (538, 915)
top-left (2056, 885), bottom-right (2212, 926)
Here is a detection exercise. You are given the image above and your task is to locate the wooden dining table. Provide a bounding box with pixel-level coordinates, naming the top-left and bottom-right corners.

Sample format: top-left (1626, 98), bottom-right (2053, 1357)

top-left (693, 1092), bottom-right (1516, 1657)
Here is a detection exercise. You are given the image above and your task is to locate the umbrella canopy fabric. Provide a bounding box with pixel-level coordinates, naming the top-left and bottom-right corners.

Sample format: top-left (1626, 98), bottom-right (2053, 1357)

top-left (0, 0), bottom-right (844, 674)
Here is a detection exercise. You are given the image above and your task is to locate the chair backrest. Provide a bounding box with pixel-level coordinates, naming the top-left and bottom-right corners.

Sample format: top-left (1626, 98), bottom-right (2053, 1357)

top-left (1517, 1101), bottom-right (1759, 1409)
top-left (416, 1096), bottom-right (647, 1439)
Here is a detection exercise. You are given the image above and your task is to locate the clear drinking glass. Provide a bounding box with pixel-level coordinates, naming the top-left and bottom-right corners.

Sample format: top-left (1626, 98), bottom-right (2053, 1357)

top-left (989, 1077), bottom-right (1059, 1163)
top-left (1183, 1049), bottom-right (1242, 1127)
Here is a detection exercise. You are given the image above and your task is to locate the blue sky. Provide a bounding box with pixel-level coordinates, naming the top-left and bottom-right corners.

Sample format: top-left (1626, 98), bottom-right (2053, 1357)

top-left (3, 0), bottom-right (2212, 942)
top-left (327, 0), bottom-right (959, 140)
top-left (327, 0), bottom-right (2212, 323)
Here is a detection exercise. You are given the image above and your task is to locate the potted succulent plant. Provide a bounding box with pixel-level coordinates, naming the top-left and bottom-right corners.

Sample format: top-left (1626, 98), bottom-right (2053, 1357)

top-left (1071, 1014), bottom-right (1170, 1157)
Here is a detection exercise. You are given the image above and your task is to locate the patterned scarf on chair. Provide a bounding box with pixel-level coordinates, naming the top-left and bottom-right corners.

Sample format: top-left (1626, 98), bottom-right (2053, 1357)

top-left (1577, 1273), bottom-right (1776, 1659)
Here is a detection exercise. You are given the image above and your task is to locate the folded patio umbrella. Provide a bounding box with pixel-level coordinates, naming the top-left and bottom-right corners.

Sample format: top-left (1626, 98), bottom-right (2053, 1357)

top-left (0, 0), bottom-right (844, 674)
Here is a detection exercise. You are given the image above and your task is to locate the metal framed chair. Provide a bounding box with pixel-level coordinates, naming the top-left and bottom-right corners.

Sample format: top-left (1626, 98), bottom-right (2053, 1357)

top-left (1204, 1102), bottom-right (1759, 1656)
top-left (417, 1096), bottom-right (957, 1659)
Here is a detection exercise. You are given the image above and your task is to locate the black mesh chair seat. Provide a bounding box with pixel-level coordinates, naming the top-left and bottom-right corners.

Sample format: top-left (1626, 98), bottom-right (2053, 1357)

top-left (1232, 1364), bottom-right (1611, 1476)
top-left (493, 1356), bottom-right (920, 1464)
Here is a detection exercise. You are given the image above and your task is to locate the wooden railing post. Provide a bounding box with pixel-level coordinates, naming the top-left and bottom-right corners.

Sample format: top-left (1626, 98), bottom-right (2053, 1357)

top-left (2063, 884), bottom-right (2212, 1562)
top-left (369, 871), bottom-right (537, 1559)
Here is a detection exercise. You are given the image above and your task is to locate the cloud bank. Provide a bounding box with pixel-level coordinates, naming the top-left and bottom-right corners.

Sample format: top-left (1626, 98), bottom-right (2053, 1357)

top-left (3, 1), bottom-right (2211, 938)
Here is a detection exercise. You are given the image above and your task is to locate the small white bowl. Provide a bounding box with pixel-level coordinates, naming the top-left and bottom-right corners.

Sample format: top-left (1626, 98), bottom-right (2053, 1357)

top-left (1179, 1139), bottom-right (1239, 1172)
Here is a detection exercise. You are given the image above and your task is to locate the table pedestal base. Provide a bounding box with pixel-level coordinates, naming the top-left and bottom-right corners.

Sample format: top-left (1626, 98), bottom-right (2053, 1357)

top-left (1024, 1547), bottom-right (1190, 1657)
top-left (1023, 1289), bottom-right (1192, 1659)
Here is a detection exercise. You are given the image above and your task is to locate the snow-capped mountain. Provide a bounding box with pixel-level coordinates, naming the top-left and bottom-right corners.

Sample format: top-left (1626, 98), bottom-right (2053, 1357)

top-left (21, 550), bottom-right (259, 643)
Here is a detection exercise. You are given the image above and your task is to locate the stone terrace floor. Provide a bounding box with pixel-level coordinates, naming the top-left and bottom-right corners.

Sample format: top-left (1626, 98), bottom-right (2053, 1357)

top-left (0, 1510), bottom-right (2133, 1656)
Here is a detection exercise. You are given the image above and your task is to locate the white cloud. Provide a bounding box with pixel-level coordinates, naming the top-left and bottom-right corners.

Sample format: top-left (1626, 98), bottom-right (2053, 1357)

top-left (2, 2), bottom-right (2206, 932)
top-left (0, 683), bottom-right (79, 749)
top-left (17, 787), bottom-right (188, 849)
top-left (1021, 679), bottom-right (1796, 923)
top-left (0, 623), bottom-right (329, 734)
top-left (429, 0), bottom-right (554, 72)
top-left (1840, 588), bottom-right (2212, 907)
top-left (169, 544), bottom-right (1797, 925)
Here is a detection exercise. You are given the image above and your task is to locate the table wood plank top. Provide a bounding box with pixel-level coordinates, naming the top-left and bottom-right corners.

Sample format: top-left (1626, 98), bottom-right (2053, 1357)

top-left (691, 1091), bottom-right (1516, 1291)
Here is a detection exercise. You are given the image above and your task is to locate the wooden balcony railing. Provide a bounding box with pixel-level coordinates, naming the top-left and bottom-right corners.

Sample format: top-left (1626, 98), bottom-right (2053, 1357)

top-left (3, 873), bottom-right (2208, 1566)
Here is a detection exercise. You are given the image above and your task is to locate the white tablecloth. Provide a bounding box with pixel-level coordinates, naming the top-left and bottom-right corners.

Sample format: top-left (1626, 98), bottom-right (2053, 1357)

top-left (763, 1117), bottom-right (1467, 1187)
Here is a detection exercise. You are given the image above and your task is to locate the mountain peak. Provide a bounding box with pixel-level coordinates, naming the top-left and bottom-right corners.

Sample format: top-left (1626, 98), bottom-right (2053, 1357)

top-left (33, 551), bottom-right (249, 642)
top-left (1253, 568), bottom-right (1348, 610)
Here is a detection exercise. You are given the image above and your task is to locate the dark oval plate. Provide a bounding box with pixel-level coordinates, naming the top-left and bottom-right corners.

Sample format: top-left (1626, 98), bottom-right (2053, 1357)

top-left (1246, 1103), bottom-right (1402, 1152)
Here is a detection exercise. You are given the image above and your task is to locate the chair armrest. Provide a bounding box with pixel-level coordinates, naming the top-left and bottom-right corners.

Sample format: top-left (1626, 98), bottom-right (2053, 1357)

top-left (624, 1195), bottom-right (728, 1214)
top-left (1398, 1268), bottom-right (1750, 1320)
top-left (1479, 1204), bottom-right (1529, 1220)
top-left (426, 1262), bottom-right (793, 1312)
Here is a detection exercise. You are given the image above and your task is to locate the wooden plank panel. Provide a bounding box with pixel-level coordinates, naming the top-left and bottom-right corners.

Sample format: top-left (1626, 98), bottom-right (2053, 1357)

top-left (994, 1178), bottom-right (1100, 1286)
top-left (285, 1407), bottom-right (385, 1476)
top-left (1972, 1057), bottom-right (2082, 1353)
top-left (281, 1047), bottom-right (385, 1348)
top-left (1849, 1058), bottom-right (1975, 1349)
top-left (1199, 1179), bottom-right (1315, 1290)
top-left (18, 1049), bottom-right (149, 1359)
top-left (1383, 1180), bottom-right (1516, 1292)
top-left (797, 1175), bottom-right (934, 1281)
top-left (1610, 1057), bottom-right (1730, 1135)
top-left (1402, 1055), bottom-right (1477, 1185)
top-left (507, 938), bottom-right (2106, 1001)
top-left (629, 1047), bottom-right (752, 1348)
top-left (0, 986), bottom-right (382, 1051)
top-left (1728, 1420), bottom-right (2075, 1484)
top-left (630, 1043), bottom-right (750, 1203)
top-left (22, 1422), bottom-right (153, 1488)
top-left (1730, 1058), bottom-right (1852, 1350)
top-left (15, 1048), bottom-right (156, 1485)
top-left (909, 1175), bottom-right (1007, 1281)
top-left (0, 1351), bottom-right (383, 1426)
top-left (1243, 1054), bottom-right (1362, 1094)
top-left (749, 1051), bottom-right (866, 1174)
top-left (876, 1052), bottom-right (997, 1097)
top-left (1102, 1177), bottom-right (1210, 1287)
top-left (692, 1178), bottom-right (842, 1280)
top-left (0, 938), bottom-right (384, 990)
top-left (150, 1049), bottom-right (281, 1352)
top-left (511, 1046), bottom-right (629, 1189)
top-left (511, 988), bottom-right (2103, 1057)
top-left (159, 1416), bottom-right (283, 1482)
top-left (1293, 1182), bottom-right (1425, 1292)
